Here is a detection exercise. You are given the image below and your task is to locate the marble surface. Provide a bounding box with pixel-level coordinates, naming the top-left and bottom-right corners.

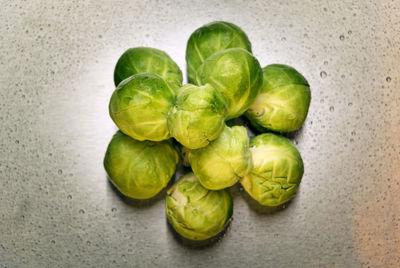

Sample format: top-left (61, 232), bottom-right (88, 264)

top-left (1, 0), bottom-right (399, 267)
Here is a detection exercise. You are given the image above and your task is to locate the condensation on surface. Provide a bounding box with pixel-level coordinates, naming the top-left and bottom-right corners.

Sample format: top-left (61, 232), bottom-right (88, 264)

top-left (0, 0), bottom-right (399, 267)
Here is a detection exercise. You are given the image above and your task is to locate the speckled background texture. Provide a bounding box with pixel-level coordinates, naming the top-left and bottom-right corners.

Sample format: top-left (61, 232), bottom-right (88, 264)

top-left (1, 0), bottom-right (399, 267)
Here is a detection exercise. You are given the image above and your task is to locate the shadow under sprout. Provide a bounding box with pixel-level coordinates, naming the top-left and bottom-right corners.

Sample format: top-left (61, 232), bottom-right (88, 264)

top-left (281, 125), bottom-right (305, 144)
top-left (231, 183), bottom-right (295, 215)
top-left (106, 176), bottom-right (174, 208)
top-left (166, 217), bottom-right (232, 249)
top-left (173, 162), bottom-right (192, 181)
top-left (226, 116), bottom-right (258, 138)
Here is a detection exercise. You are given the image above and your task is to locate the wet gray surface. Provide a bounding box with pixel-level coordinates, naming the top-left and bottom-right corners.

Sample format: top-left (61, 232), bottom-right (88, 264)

top-left (1, 0), bottom-right (400, 267)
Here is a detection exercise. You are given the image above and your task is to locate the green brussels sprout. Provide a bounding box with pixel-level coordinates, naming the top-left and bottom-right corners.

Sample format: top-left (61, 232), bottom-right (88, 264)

top-left (245, 64), bottom-right (311, 132)
top-left (165, 172), bottom-right (233, 240)
top-left (104, 131), bottom-right (179, 199)
top-left (186, 21), bottom-right (252, 83)
top-left (109, 73), bottom-right (178, 141)
top-left (240, 133), bottom-right (304, 206)
top-left (167, 84), bottom-right (227, 149)
top-left (114, 47), bottom-right (183, 87)
top-left (195, 48), bottom-right (263, 119)
top-left (189, 125), bottom-right (252, 190)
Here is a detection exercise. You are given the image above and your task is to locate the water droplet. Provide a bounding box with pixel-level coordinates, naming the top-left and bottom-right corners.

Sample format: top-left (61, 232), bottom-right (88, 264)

top-left (329, 106), bottom-right (335, 112)
top-left (323, 61), bottom-right (328, 65)
top-left (341, 74), bottom-right (346, 79)
top-left (348, 30), bottom-right (352, 35)
top-left (57, 169), bottom-right (63, 175)
top-left (350, 138), bottom-right (354, 142)
top-left (348, 102), bottom-right (353, 106)
top-left (51, 240), bottom-right (56, 244)
top-left (67, 195), bottom-right (72, 200)
top-left (386, 76), bottom-right (391, 82)
top-left (111, 208), bottom-right (117, 212)
top-left (86, 241), bottom-right (91, 245)
top-left (339, 35), bottom-right (345, 41)
top-left (351, 131), bottom-right (356, 136)
top-left (15, 140), bottom-right (19, 144)
top-left (79, 209), bottom-right (85, 214)
top-left (320, 71), bottom-right (327, 78)
top-left (281, 37), bottom-right (286, 41)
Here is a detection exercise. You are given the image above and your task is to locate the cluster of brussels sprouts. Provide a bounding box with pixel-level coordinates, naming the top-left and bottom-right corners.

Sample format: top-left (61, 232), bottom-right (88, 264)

top-left (104, 21), bottom-right (311, 242)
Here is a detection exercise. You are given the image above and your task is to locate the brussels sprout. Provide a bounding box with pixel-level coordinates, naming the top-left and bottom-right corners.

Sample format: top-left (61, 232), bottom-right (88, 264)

top-left (167, 84), bottom-right (227, 149)
top-left (245, 64), bottom-right (311, 132)
top-left (240, 133), bottom-right (304, 206)
top-left (165, 173), bottom-right (233, 240)
top-left (195, 48), bottom-right (263, 119)
top-left (109, 73), bottom-right (178, 141)
top-left (189, 125), bottom-right (252, 190)
top-left (114, 47), bottom-right (183, 87)
top-left (104, 131), bottom-right (179, 199)
top-left (186, 21), bottom-right (252, 83)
